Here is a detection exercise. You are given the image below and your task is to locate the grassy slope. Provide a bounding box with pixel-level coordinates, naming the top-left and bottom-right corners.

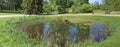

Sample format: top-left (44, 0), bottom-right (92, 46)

top-left (79, 16), bottom-right (120, 47)
top-left (0, 18), bottom-right (40, 47)
top-left (0, 16), bottom-right (120, 47)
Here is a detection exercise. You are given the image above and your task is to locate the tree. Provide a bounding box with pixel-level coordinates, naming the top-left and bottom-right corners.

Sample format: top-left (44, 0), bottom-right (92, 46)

top-left (94, 1), bottom-right (100, 9)
top-left (103, 0), bottom-right (114, 11)
top-left (22, 0), bottom-right (43, 14)
top-left (43, 0), bottom-right (57, 14)
top-left (5, 0), bottom-right (22, 10)
top-left (56, 0), bottom-right (74, 13)
top-left (0, 0), bottom-right (5, 10)
top-left (113, 0), bottom-right (120, 11)
top-left (80, 4), bottom-right (93, 13)
top-left (81, 0), bottom-right (89, 4)
top-left (66, 0), bottom-right (89, 14)
top-left (103, 0), bottom-right (120, 11)
top-left (43, 3), bottom-right (52, 14)
top-left (14, 0), bottom-right (22, 10)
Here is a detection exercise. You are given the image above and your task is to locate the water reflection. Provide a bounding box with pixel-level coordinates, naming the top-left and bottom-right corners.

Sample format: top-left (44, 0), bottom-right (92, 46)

top-left (16, 20), bottom-right (111, 43)
top-left (89, 23), bottom-right (106, 42)
top-left (69, 25), bottom-right (77, 42)
top-left (43, 22), bottom-right (50, 41)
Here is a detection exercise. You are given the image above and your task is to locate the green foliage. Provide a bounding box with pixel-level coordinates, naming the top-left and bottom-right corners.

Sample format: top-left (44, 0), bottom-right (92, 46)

top-left (54, 5), bottom-right (64, 14)
top-left (68, 8), bottom-right (74, 14)
top-left (81, 0), bottom-right (89, 4)
top-left (92, 1), bottom-right (103, 10)
top-left (80, 4), bottom-right (93, 13)
top-left (67, 5), bottom-right (81, 14)
top-left (55, 0), bottom-right (74, 14)
top-left (66, 0), bottom-right (90, 14)
top-left (5, 0), bottom-right (22, 10)
top-left (43, 3), bottom-right (52, 14)
top-left (0, 0), bottom-right (5, 10)
top-left (1, 0), bottom-right (94, 14)
top-left (67, 3), bottom-right (93, 14)
top-left (21, 0), bottom-right (43, 14)
top-left (103, 0), bottom-right (120, 11)
top-left (113, 0), bottom-right (120, 11)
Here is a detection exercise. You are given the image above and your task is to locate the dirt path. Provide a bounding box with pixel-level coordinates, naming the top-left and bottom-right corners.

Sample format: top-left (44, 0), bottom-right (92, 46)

top-left (0, 13), bottom-right (120, 18)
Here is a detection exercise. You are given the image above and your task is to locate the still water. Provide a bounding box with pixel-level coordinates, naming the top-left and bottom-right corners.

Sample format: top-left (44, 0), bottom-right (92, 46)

top-left (89, 23), bottom-right (106, 42)
top-left (43, 22), bottom-right (50, 41)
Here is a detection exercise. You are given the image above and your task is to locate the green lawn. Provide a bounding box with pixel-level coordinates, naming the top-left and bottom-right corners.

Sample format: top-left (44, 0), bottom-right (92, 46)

top-left (110, 11), bottom-right (120, 14)
top-left (0, 10), bottom-right (22, 15)
top-left (93, 10), bottom-right (105, 14)
top-left (0, 16), bottom-right (120, 47)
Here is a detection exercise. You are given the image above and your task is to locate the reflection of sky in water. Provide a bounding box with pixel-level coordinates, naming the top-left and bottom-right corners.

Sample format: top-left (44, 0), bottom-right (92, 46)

top-left (89, 23), bottom-right (106, 42)
top-left (42, 22), bottom-right (107, 42)
top-left (43, 22), bottom-right (50, 41)
top-left (69, 26), bottom-right (77, 42)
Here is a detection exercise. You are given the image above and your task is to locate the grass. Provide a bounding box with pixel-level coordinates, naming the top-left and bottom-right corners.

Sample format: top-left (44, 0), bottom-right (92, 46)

top-left (0, 16), bottom-right (120, 47)
top-left (110, 11), bottom-right (120, 14)
top-left (0, 10), bottom-right (22, 15)
top-left (93, 10), bottom-right (105, 14)
top-left (93, 10), bottom-right (120, 14)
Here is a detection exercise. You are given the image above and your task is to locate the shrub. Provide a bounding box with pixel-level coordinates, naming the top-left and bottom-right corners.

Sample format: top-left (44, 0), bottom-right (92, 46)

top-left (80, 4), bottom-right (93, 13)
top-left (21, 0), bottom-right (43, 15)
top-left (55, 5), bottom-right (65, 14)
top-left (67, 5), bottom-right (81, 14)
top-left (68, 8), bottom-right (73, 14)
top-left (43, 4), bottom-right (52, 14)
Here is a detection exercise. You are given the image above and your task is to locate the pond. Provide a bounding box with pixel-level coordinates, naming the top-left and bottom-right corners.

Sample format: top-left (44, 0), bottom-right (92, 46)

top-left (16, 20), bottom-right (113, 47)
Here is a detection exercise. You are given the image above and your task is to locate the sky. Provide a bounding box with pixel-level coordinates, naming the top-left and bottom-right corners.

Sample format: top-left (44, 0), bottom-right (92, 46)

top-left (89, 0), bottom-right (103, 4)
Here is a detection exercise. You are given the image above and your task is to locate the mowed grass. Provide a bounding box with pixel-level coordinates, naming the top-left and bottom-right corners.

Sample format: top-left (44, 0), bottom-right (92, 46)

top-left (0, 10), bottom-right (22, 15)
top-left (0, 16), bottom-right (120, 47)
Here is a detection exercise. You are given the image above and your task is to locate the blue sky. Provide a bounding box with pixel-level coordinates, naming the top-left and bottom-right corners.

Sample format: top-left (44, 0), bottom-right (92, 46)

top-left (89, 0), bottom-right (103, 4)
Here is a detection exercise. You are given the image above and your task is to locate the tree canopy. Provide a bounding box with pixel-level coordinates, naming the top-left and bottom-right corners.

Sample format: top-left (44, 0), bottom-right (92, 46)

top-left (21, 0), bottom-right (43, 14)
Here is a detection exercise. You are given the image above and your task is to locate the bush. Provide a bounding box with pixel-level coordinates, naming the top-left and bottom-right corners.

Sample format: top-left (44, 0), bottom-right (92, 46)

top-left (67, 4), bottom-right (94, 14)
top-left (43, 4), bottom-right (52, 14)
top-left (80, 4), bottom-right (93, 13)
top-left (21, 0), bottom-right (43, 15)
top-left (68, 8), bottom-right (73, 14)
top-left (67, 5), bottom-right (81, 14)
top-left (55, 5), bottom-right (65, 14)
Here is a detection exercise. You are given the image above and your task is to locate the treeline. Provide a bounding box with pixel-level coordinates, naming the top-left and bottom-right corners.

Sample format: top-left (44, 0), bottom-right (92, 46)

top-left (0, 0), bottom-right (120, 15)
top-left (0, 0), bottom-right (22, 10)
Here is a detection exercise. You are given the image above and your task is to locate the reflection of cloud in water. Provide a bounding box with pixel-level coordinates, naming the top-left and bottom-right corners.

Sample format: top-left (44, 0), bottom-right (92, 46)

top-left (89, 23), bottom-right (106, 42)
